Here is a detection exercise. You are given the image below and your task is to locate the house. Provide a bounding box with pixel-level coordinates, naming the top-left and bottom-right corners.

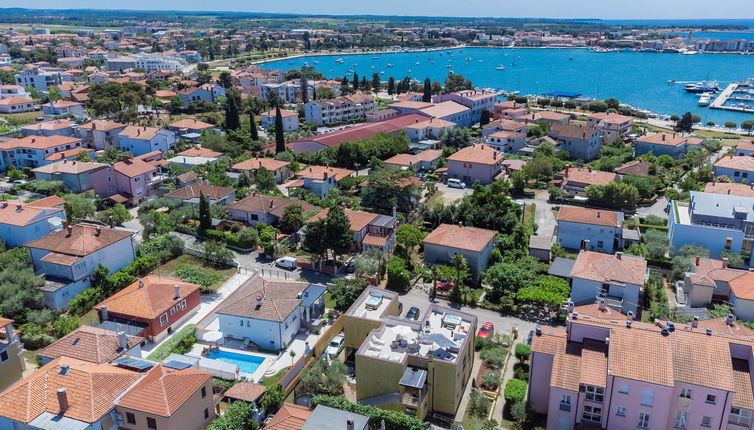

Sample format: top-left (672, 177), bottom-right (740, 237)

top-left (587, 112), bottom-right (634, 142)
top-left (423, 223), bottom-right (496, 281)
top-left (77, 119), bottom-right (127, 150)
top-left (482, 118), bottom-right (528, 139)
top-left (25, 223), bottom-right (135, 310)
top-left (232, 157), bottom-right (292, 183)
top-left (107, 155), bottom-right (166, 204)
top-left (32, 160), bottom-right (111, 194)
top-left (568, 249), bottom-right (648, 315)
top-left (215, 275), bottom-right (326, 350)
top-left (384, 149), bottom-right (443, 171)
top-left (37, 325), bottom-right (143, 365)
top-left (615, 159), bottom-right (653, 176)
top-left (493, 100), bottom-right (526, 120)
top-left (164, 182), bottom-right (235, 206)
top-left (223, 382), bottom-right (266, 422)
top-left (302, 405), bottom-right (369, 430)
top-left (0, 135), bottom-right (88, 170)
top-left (0, 318), bottom-right (25, 392)
top-left (260, 109), bottom-right (300, 132)
top-left (344, 287), bottom-right (476, 418)
top-left (168, 118), bottom-right (217, 136)
top-left (265, 403), bottom-right (312, 430)
top-left (432, 90), bottom-right (497, 124)
top-left (714, 156), bottom-right (754, 183)
top-left (0, 84), bottom-right (31, 100)
top-left (177, 171), bottom-right (198, 187)
top-left (0, 97), bottom-right (35, 114)
top-left (20, 118), bottom-right (76, 137)
top-left (178, 86), bottom-right (215, 106)
top-left (419, 101), bottom-right (474, 127)
top-left (735, 140), bottom-right (754, 157)
top-left (118, 126), bottom-right (176, 156)
top-left (680, 257), bottom-right (751, 310)
top-left (228, 193), bottom-right (317, 227)
top-left (446, 144), bottom-right (504, 185)
top-left (669, 191), bottom-right (754, 266)
top-left (521, 111), bottom-right (571, 126)
top-left (635, 132), bottom-right (703, 159)
top-left (14, 66), bottom-right (62, 91)
top-left (0, 199), bottom-right (65, 247)
top-left (306, 208), bottom-right (398, 253)
top-left (705, 181), bottom-right (754, 197)
top-left (304, 93), bottom-right (377, 126)
top-left (96, 276), bottom-right (201, 342)
top-left (40, 100), bottom-right (86, 119)
top-left (485, 130), bottom-right (527, 153)
top-left (404, 118), bottom-right (456, 142)
top-left (286, 165), bottom-right (355, 198)
top-left (561, 166), bottom-right (619, 197)
top-left (557, 207), bottom-right (625, 253)
top-left (548, 124), bottom-right (603, 160)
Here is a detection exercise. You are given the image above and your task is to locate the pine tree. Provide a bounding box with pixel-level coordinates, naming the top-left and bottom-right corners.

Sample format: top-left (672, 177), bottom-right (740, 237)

top-left (341, 75), bottom-right (349, 87)
top-left (249, 111), bottom-right (259, 141)
top-left (199, 192), bottom-right (211, 232)
top-left (275, 106), bottom-right (285, 153)
top-left (325, 205), bottom-right (353, 257)
top-left (372, 73), bottom-right (381, 92)
top-left (360, 76), bottom-right (368, 91)
top-left (423, 77), bottom-right (432, 102)
top-left (353, 72), bottom-right (359, 90)
top-left (387, 77), bottom-right (395, 95)
top-left (300, 70), bottom-right (309, 104)
top-left (224, 89), bottom-right (241, 131)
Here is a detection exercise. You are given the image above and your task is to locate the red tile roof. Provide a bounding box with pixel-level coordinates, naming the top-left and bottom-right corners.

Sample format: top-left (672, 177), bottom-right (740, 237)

top-left (96, 276), bottom-right (200, 320)
top-left (265, 403), bottom-right (312, 430)
top-left (38, 326), bottom-right (143, 364)
top-left (24, 224), bottom-right (132, 256)
top-left (714, 155), bottom-right (754, 172)
top-left (164, 183), bottom-right (234, 200)
top-left (570, 250), bottom-right (647, 286)
top-left (422, 223), bottom-right (496, 252)
top-left (446, 144), bottom-right (503, 165)
top-left (294, 114), bottom-right (427, 148)
top-left (216, 277), bottom-right (311, 322)
top-left (704, 182), bottom-right (754, 197)
top-left (116, 364), bottom-right (210, 417)
top-left (558, 206), bottom-right (621, 227)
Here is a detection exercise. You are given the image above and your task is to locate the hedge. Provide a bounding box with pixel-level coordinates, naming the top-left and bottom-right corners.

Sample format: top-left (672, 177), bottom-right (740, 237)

top-left (311, 395), bottom-right (428, 430)
top-left (514, 343), bottom-right (531, 361)
top-left (504, 378), bottom-right (528, 403)
top-left (147, 324), bottom-right (197, 362)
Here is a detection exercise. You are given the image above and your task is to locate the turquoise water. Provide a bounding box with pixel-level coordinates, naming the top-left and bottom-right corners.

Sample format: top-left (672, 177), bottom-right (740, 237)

top-left (260, 47), bottom-right (754, 125)
top-left (207, 349), bottom-right (265, 374)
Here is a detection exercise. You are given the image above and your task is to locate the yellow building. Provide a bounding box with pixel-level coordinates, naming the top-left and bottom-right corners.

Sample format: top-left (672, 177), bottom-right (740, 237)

top-left (0, 317), bottom-right (25, 392)
top-left (344, 287), bottom-right (476, 420)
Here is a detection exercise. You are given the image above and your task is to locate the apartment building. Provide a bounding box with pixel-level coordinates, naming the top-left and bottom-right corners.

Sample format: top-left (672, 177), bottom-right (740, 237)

top-left (432, 90), bottom-right (497, 124)
top-left (714, 156), bottom-right (754, 183)
top-left (669, 191), bottom-right (754, 267)
top-left (635, 132), bottom-right (703, 159)
top-left (446, 143), bottom-right (504, 185)
top-left (530, 311), bottom-right (754, 430)
top-left (260, 108), bottom-right (300, 131)
top-left (0, 199), bottom-right (65, 247)
top-left (77, 119), bottom-right (127, 150)
top-left (0, 318), bottom-right (25, 392)
top-left (548, 124), bottom-right (603, 160)
top-left (557, 207), bottom-right (625, 254)
top-left (0, 135), bottom-right (89, 170)
top-left (343, 287), bottom-right (476, 419)
top-left (14, 66), bottom-right (62, 91)
top-left (32, 159), bottom-right (111, 194)
top-left (587, 112), bottom-right (634, 143)
top-left (304, 94), bottom-right (376, 126)
top-left (118, 126), bottom-right (176, 156)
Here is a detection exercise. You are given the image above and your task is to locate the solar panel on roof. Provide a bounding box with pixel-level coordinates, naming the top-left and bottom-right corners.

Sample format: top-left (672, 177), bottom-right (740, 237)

top-left (163, 360), bottom-right (192, 370)
top-left (113, 356), bottom-right (156, 371)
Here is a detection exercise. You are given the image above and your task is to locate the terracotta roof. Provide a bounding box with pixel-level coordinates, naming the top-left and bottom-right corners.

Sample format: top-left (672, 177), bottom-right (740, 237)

top-left (116, 364), bottom-right (210, 417)
top-left (549, 123), bottom-right (598, 140)
top-left (614, 159), bottom-right (652, 176)
top-left (177, 171), bottom-right (197, 183)
top-left (688, 257), bottom-right (745, 288)
top-left (570, 250), bottom-right (647, 286)
top-left (0, 97), bottom-right (34, 105)
top-left (308, 208), bottom-right (377, 232)
top-left (38, 326), bottom-right (143, 364)
top-left (216, 277), bottom-right (311, 322)
top-left (532, 111), bottom-right (570, 121)
top-left (563, 167), bottom-right (617, 186)
top-left (422, 224), bottom-right (496, 252)
top-left (0, 317), bottom-right (13, 329)
top-left (265, 403), bottom-right (312, 430)
top-left (233, 157), bottom-right (290, 172)
top-left (261, 109), bottom-right (298, 118)
top-left (0, 201), bottom-right (64, 227)
top-left (31, 195), bottom-right (66, 207)
top-left (78, 120), bottom-right (126, 131)
top-left (729, 272), bottom-right (754, 301)
top-left (293, 114), bottom-right (427, 148)
top-left (224, 381), bottom-right (266, 403)
top-left (0, 357), bottom-right (141, 424)
top-left (39, 251), bottom-right (82, 266)
top-left (557, 206), bottom-right (621, 227)
top-left (696, 318), bottom-right (754, 337)
top-left (705, 182), bottom-right (754, 197)
top-left (637, 132), bottom-right (702, 147)
top-left (0, 135), bottom-right (81, 150)
top-left (24, 224), bottom-right (132, 256)
top-left (33, 159), bottom-right (106, 175)
top-left (296, 165), bottom-right (354, 181)
top-left (176, 147), bottom-right (223, 158)
top-left (96, 276), bottom-right (200, 320)
top-left (420, 101), bottom-right (469, 118)
top-left (589, 112), bottom-right (633, 125)
top-left (446, 144), bottom-right (503, 165)
top-left (119, 125), bottom-right (161, 140)
top-left (169, 119), bottom-right (214, 131)
top-left (229, 194), bottom-right (317, 218)
top-left (21, 119), bottom-right (75, 131)
top-left (384, 149), bottom-right (442, 167)
top-left (44, 147), bottom-right (93, 162)
top-left (164, 183), bottom-right (234, 200)
top-left (733, 359), bottom-right (754, 409)
top-left (45, 100), bottom-right (82, 108)
top-left (405, 118), bottom-right (456, 129)
top-left (113, 157), bottom-right (157, 178)
top-left (715, 155), bottom-right (754, 172)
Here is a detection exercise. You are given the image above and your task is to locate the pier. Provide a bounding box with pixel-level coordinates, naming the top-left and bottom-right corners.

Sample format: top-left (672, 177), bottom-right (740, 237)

top-left (710, 83), bottom-right (754, 114)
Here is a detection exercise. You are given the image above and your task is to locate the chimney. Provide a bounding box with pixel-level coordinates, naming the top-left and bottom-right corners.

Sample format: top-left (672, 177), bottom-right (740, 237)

top-left (727, 314), bottom-right (736, 326)
top-left (628, 311), bottom-right (634, 321)
top-left (60, 363), bottom-right (69, 374)
top-left (108, 216), bottom-right (115, 229)
top-left (598, 299), bottom-right (606, 311)
top-left (392, 207), bottom-right (397, 217)
top-left (138, 280), bottom-right (144, 288)
top-left (66, 225), bottom-right (73, 237)
top-left (706, 328), bottom-right (713, 336)
top-left (596, 211), bottom-right (600, 218)
top-left (95, 226), bottom-right (101, 237)
top-left (572, 312), bottom-right (579, 320)
top-left (722, 258), bottom-right (729, 268)
top-left (16, 204), bottom-right (22, 211)
top-left (270, 200), bottom-right (274, 208)
top-left (626, 319), bottom-right (632, 328)
top-left (616, 252), bottom-right (622, 260)
top-left (694, 256), bottom-right (700, 266)
top-left (347, 418), bottom-right (355, 430)
top-left (692, 316), bottom-right (699, 328)
top-left (256, 295), bottom-right (263, 309)
top-left (57, 388), bottom-right (69, 413)
top-left (117, 331), bottom-right (128, 349)
top-left (101, 306), bottom-right (109, 320)
top-left (174, 284), bottom-right (181, 299)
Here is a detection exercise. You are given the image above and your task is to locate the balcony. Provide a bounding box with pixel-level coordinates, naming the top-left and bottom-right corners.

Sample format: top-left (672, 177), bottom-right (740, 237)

top-left (559, 402), bottom-right (571, 412)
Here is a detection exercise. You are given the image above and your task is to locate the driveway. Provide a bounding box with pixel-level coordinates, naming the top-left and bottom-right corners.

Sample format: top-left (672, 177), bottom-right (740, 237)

top-left (435, 183), bottom-right (472, 204)
top-left (522, 190), bottom-right (557, 239)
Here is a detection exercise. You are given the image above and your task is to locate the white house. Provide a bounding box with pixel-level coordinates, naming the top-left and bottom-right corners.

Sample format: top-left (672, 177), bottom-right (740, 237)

top-left (260, 109), bottom-right (299, 132)
top-left (118, 126), bottom-right (176, 156)
top-left (0, 97), bottom-right (35, 114)
top-left (40, 100), bottom-right (87, 119)
top-left (77, 120), bottom-right (127, 150)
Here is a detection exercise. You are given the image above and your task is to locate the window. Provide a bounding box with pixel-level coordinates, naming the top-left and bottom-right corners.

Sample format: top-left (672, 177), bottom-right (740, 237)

top-left (729, 407), bottom-right (752, 426)
top-left (585, 385), bottom-right (605, 403)
top-left (147, 417), bottom-right (157, 429)
top-left (582, 406), bottom-right (602, 423)
top-left (616, 406), bottom-right (626, 417)
top-left (0, 350), bottom-right (8, 362)
top-left (125, 412), bottom-right (136, 424)
top-left (638, 412), bottom-right (650, 429)
top-left (204, 409), bottom-right (209, 420)
top-left (239, 320), bottom-right (243, 326)
top-left (701, 416), bottom-right (712, 427)
top-left (560, 395), bottom-right (571, 411)
top-left (706, 394), bottom-right (717, 404)
top-left (680, 388), bottom-right (692, 399)
top-left (159, 313), bottom-right (168, 326)
top-left (597, 241), bottom-right (604, 247)
top-left (201, 386), bottom-right (207, 398)
top-left (674, 410), bottom-right (688, 429)
top-left (641, 389), bottom-right (654, 406)
top-left (618, 383), bottom-right (629, 394)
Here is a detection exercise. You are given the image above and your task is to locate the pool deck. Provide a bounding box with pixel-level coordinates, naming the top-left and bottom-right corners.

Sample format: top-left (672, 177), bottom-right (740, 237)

top-left (189, 343), bottom-right (277, 382)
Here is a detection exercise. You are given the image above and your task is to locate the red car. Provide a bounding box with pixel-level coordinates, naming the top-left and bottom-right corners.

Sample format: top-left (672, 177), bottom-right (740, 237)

top-left (437, 279), bottom-right (455, 291)
top-left (477, 322), bottom-right (494, 338)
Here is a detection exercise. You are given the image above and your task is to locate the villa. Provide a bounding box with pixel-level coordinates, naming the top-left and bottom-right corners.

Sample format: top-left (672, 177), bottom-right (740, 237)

top-left (714, 156), bottom-right (754, 183)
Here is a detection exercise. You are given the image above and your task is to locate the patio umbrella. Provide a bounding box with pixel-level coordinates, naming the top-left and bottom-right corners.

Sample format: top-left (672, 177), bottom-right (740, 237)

top-left (203, 331), bottom-right (223, 343)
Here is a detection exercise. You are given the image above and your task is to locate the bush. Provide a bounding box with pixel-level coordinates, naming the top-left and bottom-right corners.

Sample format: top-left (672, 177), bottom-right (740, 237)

top-left (147, 324), bottom-right (197, 361)
top-left (386, 256), bottom-right (410, 292)
top-left (514, 343), bottom-right (531, 362)
top-left (480, 370), bottom-right (501, 390)
top-left (504, 378), bottom-right (528, 403)
top-left (480, 345), bottom-right (506, 369)
top-left (175, 265), bottom-right (223, 289)
top-left (468, 390), bottom-right (490, 419)
top-left (513, 364), bottom-right (529, 381)
top-left (510, 400), bottom-right (527, 423)
top-left (311, 395), bottom-right (428, 430)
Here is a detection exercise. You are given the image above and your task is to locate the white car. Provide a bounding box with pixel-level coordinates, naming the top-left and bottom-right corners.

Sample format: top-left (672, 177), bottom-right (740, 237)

top-left (275, 256), bottom-right (297, 270)
top-left (447, 178), bottom-right (466, 189)
top-left (326, 334), bottom-right (345, 358)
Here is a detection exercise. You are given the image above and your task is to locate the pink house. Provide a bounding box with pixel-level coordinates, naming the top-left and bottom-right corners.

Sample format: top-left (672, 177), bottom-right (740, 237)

top-left (530, 308), bottom-right (754, 430)
top-left (95, 154), bottom-right (167, 205)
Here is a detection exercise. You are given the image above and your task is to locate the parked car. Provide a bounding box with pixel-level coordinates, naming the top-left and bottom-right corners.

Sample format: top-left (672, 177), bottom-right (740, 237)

top-left (405, 306), bottom-right (420, 320)
top-left (447, 178), bottom-right (466, 189)
top-left (275, 256), bottom-right (298, 270)
top-left (477, 322), bottom-right (494, 339)
top-left (437, 278), bottom-right (455, 291)
top-left (11, 180), bottom-right (26, 185)
top-left (326, 334), bottom-right (345, 358)
top-left (527, 330), bottom-right (534, 346)
top-left (345, 261), bottom-right (356, 273)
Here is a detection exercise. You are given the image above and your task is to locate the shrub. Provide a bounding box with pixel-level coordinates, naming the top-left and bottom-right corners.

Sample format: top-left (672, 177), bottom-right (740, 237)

top-left (514, 343), bottom-right (531, 362)
top-left (147, 324), bottom-right (196, 361)
top-left (175, 265), bottom-right (223, 289)
top-left (468, 390), bottom-right (490, 419)
top-left (510, 400), bottom-right (527, 422)
top-left (480, 370), bottom-right (501, 390)
top-left (504, 378), bottom-right (527, 403)
top-left (513, 365), bottom-right (529, 382)
top-left (386, 256), bottom-right (410, 292)
top-left (312, 395), bottom-right (428, 430)
top-left (480, 345), bottom-right (506, 369)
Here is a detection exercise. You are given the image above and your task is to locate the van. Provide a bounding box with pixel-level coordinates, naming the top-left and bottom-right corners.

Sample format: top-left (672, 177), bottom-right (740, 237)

top-left (447, 178), bottom-right (466, 189)
top-left (275, 256), bottom-right (298, 270)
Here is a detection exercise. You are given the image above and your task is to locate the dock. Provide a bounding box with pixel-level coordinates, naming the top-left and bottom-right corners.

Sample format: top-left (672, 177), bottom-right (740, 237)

top-left (710, 83), bottom-right (754, 114)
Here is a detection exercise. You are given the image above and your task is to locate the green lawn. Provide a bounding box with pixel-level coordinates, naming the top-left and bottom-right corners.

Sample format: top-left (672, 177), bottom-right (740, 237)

top-left (152, 254), bottom-right (236, 292)
top-left (325, 291), bottom-right (336, 309)
top-left (79, 309), bottom-right (100, 325)
top-left (261, 366), bottom-right (291, 388)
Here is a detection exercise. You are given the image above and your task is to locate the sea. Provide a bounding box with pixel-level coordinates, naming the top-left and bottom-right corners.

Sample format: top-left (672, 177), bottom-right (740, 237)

top-left (259, 47), bottom-right (754, 125)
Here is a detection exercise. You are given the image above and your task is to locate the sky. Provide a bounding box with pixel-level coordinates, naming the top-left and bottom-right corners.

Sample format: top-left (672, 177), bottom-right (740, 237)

top-left (2, 0), bottom-right (753, 20)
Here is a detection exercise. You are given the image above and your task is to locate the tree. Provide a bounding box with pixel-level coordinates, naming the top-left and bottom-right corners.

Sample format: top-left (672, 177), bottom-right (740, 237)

top-left (63, 194), bottom-right (95, 222)
top-left (674, 112), bottom-right (695, 134)
top-left (485, 261), bottom-right (532, 303)
top-left (480, 108), bottom-right (491, 126)
top-left (278, 204), bottom-right (305, 234)
top-left (259, 383), bottom-right (285, 414)
top-left (396, 224), bottom-right (426, 250)
top-left (468, 391), bottom-right (490, 419)
top-left (422, 77), bottom-right (432, 102)
top-left (387, 256), bottom-right (410, 291)
top-left (451, 253), bottom-right (470, 288)
top-left (274, 106), bottom-right (285, 153)
top-left (300, 71), bottom-right (309, 104)
top-left (440, 127), bottom-right (472, 149)
top-left (585, 182), bottom-right (640, 210)
top-left (304, 206), bottom-right (352, 263)
top-left (644, 228), bottom-right (670, 259)
top-left (387, 76), bottom-right (395, 95)
top-left (742, 120), bottom-right (754, 135)
top-left (298, 359), bottom-right (347, 396)
top-left (721, 251), bottom-right (745, 268)
top-left (199, 192), bottom-right (212, 231)
top-left (330, 278), bottom-right (368, 311)
top-left (352, 72), bottom-right (359, 90)
top-left (444, 73), bottom-right (473, 93)
top-left (207, 400), bottom-right (258, 430)
top-left (76, 151), bottom-right (91, 162)
top-left (516, 275), bottom-right (570, 314)
top-left (248, 110), bottom-right (259, 141)
top-left (254, 167), bottom-right (278, 194)
top-left (218, 71), bottom-right (232, 89)
top-left (724, 121), bottom-right (737, 131)
top-left (372, 73), bottom-right (381, 92)
top-left (604, 97), bottom-right (620, 109)
top-left (201, 240), bottom-right (234, 266)
top-left (353, 248), bottom-right (389, 280)
top-left (224, 89), bottom-right (241, 131)
top-left (138, 211), bottom-right (174, 239)
top-left (95, 204), bottom-right (132, 226)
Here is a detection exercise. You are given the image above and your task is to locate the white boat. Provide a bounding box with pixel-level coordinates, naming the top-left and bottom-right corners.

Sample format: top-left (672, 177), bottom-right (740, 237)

top-left (448, 70), bottom-right (454, 74)
top-left (682, 50), bottom-right (698, 55)
top-left (698, 93), bottom-right (712, 106)
top-left (386, 63), bottom-right (393, 68)
top-left (335, 58), bottom-right (344, 64)
top-left (313, 61), bottom-right (320, 64)
top-left (496, 65), bottom-right (505, 70)
top-left (478, 59), bottom-right (483, 63)
top-left (372, 56), bottom-right (379, 59)
top-left (416, 62), bottom-right (420, 65)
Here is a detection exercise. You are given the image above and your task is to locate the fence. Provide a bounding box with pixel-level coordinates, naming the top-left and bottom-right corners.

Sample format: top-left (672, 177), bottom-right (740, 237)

top-left (238, 266), bottom-right (293, 280)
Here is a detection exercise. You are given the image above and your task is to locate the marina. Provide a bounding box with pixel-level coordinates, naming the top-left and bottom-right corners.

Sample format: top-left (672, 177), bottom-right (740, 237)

top-left (709, 82), bottom-right (754, 113)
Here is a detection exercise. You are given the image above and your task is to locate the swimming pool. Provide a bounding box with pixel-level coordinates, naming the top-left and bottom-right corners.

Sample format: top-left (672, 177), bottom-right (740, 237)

top-left (207, 350), bottom-right (266, 374)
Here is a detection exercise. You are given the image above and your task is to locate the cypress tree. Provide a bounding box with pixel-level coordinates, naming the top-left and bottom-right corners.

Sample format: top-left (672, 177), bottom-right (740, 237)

top-left (224, 89), bottom-right (241, 131)
top-left (372, 73), bottom-right (381, 92)
top-left (423, 77), bottom-right (432, 102)
top-left (199, 192), bottom-right (211, 232)
top-left (249, 111), bottom-right (259, 141)
top-left (360, 76), bottom-right (368, 91)
top-left (387, 77), bottom-right (395, 95)
top-left (353, 72), bottom-right (359, 90)
top-left (300, 72), bottom-right (309, 104)
top-left (275, 106), bottom-right (285, 153)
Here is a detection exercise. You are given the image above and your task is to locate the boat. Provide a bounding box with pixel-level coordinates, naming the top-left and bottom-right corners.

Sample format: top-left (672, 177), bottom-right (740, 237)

top-left (287, 61), bottom-right (294, 65)
top-left (667, 80), bottom-right (676, 83)
top-left (372, 56), bottom-right (379, 59)
top-left (386, 63), bottom-right (393, 68)
top-left (478, 60), bottom-right (483, 63)
top-left (335, 58), bottom-right (344, 64)
top-left (685, 81), bottom-right (720, 93)
top-left (496, 65), bottom-right (505, 70)
top-left (352, 63), bottom-right (358, 66)
top-left (448, 70), bottom-right (454, 74)
top-left (682, 50), bottom-right (698, 55)
top-left (416, 62), bottom-right (420, 65)
top-left (446, 64), bottom-right (452, 68)
top-left (313, 61), bottom-right (320, 64)
top-left (370, 65), bottom-right (375, 69)
top-left (380, 71), bottom-right (385, 74)
top-left (569, 57), bottom-right (573, 61)
top-left (698, 93), bottom-right (712, 106)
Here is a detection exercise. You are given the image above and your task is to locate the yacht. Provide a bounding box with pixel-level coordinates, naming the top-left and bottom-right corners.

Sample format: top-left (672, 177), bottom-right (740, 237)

top-left (448, 70), bottom-right (454, 74)
top-left (685, 81), bottom-right (720, 93)
top-left (386, 63), bottom-right (394, 68)
top-left (313, 61), bottom-right (320, 65)
top-left (372, 56), bottom-right (379, 59)
top-left (335, 58), bottom-right (344, 64)
top-left (496, 64), bottom-right (505, 70)
top-left (698, 93), bottom-right (712, 106)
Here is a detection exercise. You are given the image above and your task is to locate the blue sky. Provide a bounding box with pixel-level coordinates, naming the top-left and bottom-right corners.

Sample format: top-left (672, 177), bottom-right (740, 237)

top-left (2, 0), bottom-right (752, 19)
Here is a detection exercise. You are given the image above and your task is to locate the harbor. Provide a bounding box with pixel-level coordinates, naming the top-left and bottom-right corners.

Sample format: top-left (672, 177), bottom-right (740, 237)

top-left (710, 82), bottom-right (754, 113)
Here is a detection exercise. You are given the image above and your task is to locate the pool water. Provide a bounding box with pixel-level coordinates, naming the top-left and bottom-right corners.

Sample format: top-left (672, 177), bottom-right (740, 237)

top-left (207, 350), bottom-right (265, 374)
